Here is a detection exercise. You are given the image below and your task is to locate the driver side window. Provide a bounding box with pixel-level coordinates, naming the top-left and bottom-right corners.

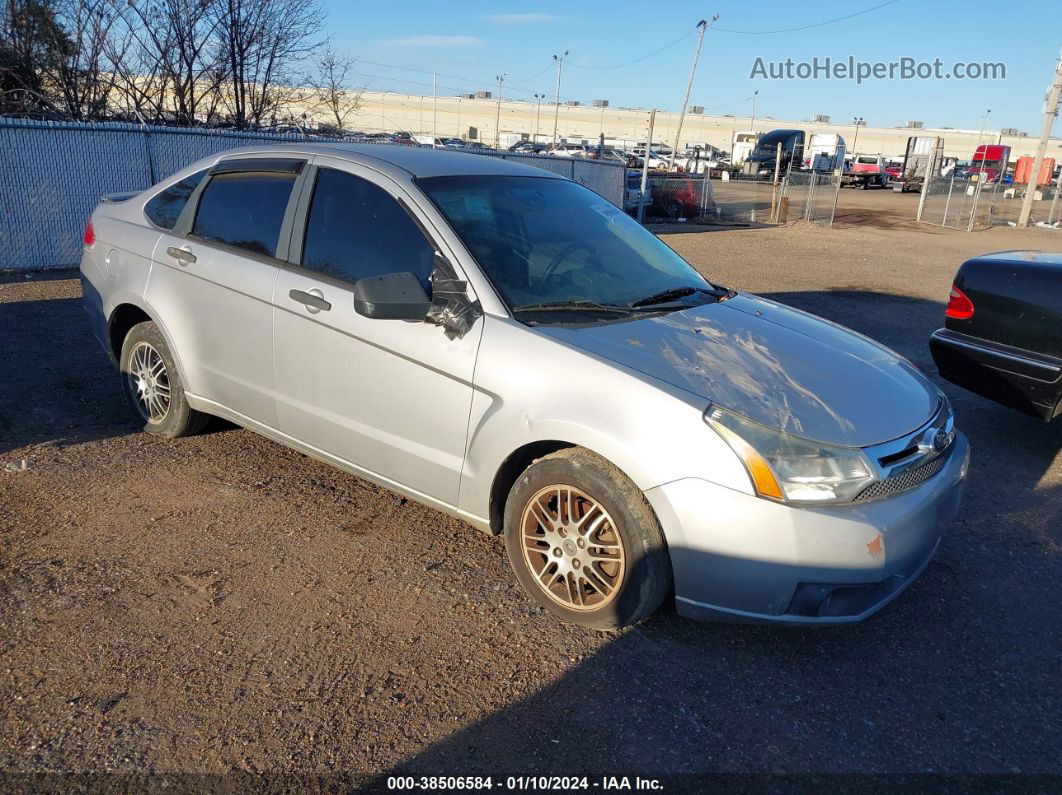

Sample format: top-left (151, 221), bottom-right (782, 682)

top-left (300, 168), bottom-right (437, 287)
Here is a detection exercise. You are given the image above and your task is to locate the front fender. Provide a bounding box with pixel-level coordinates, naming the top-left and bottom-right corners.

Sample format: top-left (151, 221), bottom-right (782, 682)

top-left (457, 315), bottom-right (754, 523)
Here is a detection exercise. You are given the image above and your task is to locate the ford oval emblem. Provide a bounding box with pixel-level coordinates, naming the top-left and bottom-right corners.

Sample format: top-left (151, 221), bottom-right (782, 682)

top-left (932, 429), bottom-right (951, 453)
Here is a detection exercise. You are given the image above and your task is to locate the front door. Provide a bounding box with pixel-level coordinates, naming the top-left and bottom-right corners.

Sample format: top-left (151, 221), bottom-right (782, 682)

top-left (272, 160), bottom-right (482, 507)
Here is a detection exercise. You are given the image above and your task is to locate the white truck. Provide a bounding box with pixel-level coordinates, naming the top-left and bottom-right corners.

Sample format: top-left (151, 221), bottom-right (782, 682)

top-left (803, 133), bottom-right (846, 172)
top-left (730, 131), bottom-right (758, 167)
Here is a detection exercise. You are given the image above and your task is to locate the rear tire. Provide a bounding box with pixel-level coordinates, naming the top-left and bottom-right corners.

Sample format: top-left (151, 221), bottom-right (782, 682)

top-left (119, 321), bottom-right (208, 438)
top-left (503, 448), bottom-right (671, 630)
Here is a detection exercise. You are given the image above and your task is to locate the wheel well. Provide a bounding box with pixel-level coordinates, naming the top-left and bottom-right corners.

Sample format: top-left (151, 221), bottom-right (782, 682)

top-left (489, 441), bottom-right (575, 534)
top-left (108, 304), bottom-right (152, 360)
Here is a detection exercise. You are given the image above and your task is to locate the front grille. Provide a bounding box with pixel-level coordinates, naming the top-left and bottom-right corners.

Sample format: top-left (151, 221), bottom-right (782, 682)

top-left (854, 447), bottom-right (952, 502)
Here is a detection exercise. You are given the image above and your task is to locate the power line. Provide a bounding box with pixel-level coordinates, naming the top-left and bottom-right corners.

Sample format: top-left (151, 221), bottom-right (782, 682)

top-left (516, 62), bottom-right (555, 84)
top-left (567, 28), bottom-right (696, 71)
top-left (353, 58), bottom-right (544, 98)
top-left (713, 0), bottom-right (902, 35)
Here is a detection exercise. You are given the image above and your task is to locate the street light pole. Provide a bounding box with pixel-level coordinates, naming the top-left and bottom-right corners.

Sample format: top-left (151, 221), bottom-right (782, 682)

top-left (494, 73), bottom-right (506, 149)
top-left (750, 90), bottom-right (758, 127)
top-left (534, 94), bottom-right (544, 142)
top-left (852, 116), bottom-right (864, 154)
top-left (976, 108), bottom-right (991, 150)
top-left (552, 51), bottom-right (568, 146)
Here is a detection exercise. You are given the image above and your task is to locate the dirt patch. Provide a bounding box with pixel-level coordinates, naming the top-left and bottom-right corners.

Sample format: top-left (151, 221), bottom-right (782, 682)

top-left (2, 217), bottom-right (1060, 779)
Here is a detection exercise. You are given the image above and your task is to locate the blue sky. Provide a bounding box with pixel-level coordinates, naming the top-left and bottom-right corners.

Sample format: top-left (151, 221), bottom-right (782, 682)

top-left (325, 0), bottom-right (1061, 134)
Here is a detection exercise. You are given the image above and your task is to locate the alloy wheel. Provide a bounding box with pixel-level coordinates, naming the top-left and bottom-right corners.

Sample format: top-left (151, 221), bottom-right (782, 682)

top-left (520, 485), bottom-right (626, 610)
top-left (126, 341), bottom-right (171, 424)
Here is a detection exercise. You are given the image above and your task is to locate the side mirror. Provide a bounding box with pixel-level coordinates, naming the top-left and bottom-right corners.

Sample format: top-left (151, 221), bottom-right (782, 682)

top-left (352, 272), bottom-right (431, 320)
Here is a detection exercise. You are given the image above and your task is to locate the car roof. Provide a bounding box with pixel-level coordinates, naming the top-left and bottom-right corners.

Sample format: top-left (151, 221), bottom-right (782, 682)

top-left (215, 142), bottom-right (565, 181)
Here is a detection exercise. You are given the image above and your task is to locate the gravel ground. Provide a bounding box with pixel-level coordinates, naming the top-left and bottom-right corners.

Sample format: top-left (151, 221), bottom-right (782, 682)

top-left (2, 189), bottom-right (1061, 785)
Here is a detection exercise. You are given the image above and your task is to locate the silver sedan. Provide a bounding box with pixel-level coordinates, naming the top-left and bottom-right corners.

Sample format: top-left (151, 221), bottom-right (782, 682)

top-left (80, 144), bottom-right (969, 628)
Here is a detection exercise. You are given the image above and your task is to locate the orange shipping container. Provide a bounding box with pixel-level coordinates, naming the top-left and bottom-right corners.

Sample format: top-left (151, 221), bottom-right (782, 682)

top-left (1013, 156), bottom-right (1056, 186)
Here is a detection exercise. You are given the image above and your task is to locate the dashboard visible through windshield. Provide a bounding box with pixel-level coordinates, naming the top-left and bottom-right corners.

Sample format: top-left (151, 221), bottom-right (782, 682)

top-left (417, 175), bottom-right (716, 321)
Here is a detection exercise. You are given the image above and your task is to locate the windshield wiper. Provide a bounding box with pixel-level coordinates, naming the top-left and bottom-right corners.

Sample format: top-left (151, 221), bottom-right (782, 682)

top-left (629, 285), bottom-right (733, 308)
top-left (513, 300), bottom-right (638, 314)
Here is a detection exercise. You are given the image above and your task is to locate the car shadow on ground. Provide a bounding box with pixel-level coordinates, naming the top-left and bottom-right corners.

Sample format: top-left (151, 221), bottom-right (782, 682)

top-left (0, 294), bottom-right (141, 454)
top-left (367, 287), bottom-right (1060, 781)
top-left (0, 295), bottom-right (136, 454)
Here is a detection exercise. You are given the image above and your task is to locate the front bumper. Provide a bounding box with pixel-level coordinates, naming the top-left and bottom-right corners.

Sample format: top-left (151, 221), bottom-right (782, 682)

top-left (645, 431), bottom-right (969, 625)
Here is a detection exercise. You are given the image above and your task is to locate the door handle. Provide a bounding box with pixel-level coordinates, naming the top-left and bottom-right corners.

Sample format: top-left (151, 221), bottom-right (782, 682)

top-left (166, 246), bottom-right (197, 265)
top-left (289, 288), bottom-right (331, 313)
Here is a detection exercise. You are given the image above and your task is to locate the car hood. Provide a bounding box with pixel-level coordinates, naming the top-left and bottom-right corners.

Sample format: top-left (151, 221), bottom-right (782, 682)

top-left (536, 293), bottom-right (940, 447)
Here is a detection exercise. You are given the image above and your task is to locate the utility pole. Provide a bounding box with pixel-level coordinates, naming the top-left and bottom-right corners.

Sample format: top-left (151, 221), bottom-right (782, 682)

top-left (534, 93), bottom-right (544, 142)
top-left (637, 109), bottom-right (656, 224)
top-left (432, 73), bottom-right (437, 148)
top-left (669, 17), bottom-right (713, 173)
top-left (1019, 49), bottom-right (1062, 227)
top-left (552, 51), bottom-right (568, 146)
top-left (494, 73), bottom-right (506, 149)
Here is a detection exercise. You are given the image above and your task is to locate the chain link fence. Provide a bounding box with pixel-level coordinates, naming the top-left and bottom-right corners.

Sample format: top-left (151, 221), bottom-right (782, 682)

top-left (781, 171), bottom-right (841, 225)
top-left (476, 150), bottom-right (625, 210)
top-left (640, 170), bottom-right (840, 226)
top-left (918, 175), bottom-right (1000, 230)
top-left (918, 174), bottom-right (1062, 230)
top-left (0, 118), bottom-right (624, 271)
top-left (642, 173), bottom-right (778, 225)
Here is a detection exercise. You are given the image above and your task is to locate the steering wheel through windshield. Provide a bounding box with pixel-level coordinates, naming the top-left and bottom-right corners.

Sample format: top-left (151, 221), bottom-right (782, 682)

top-left (540, 241), bottom-right (597, 283)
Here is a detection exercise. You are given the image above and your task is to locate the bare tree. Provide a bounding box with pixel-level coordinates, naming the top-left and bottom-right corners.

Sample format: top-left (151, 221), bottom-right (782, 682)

top-left (0, 0), bottom-right (71, 116)
top-left (216, 0), bottom-right (323, 129)
top-left (120, 0), bottom-right (226, 125)
top-left (48, 0), bottom-right (119, 120)
top-left (308, 46), bottom-right (360, 133)
top-left (102, 5), bottom-right (169, 121)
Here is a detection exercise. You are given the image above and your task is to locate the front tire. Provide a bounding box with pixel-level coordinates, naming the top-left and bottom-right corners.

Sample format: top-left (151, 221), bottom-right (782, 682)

top-left (503, 448), bottom-right (671, 629)
top-left (119, 321), bottom-right (208, 437)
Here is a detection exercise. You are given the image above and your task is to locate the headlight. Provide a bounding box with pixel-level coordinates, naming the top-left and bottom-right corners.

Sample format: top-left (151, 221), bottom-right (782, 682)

top-left (704, 405), bottom-right (876, 505)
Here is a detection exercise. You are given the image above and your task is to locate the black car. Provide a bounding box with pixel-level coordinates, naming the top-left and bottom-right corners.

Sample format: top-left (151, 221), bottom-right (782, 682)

top-left (930, 251), bottom-right (1062, 426)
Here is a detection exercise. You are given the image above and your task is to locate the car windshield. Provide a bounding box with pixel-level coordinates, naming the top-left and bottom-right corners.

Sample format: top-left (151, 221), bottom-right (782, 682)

top-left (417, 175), bottom-right (713, 317)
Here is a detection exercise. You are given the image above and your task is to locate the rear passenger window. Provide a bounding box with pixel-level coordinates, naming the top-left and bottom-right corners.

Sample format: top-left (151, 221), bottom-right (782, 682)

top-left (301, 168), bottom-right (436, 286)
top-left (144, 170), bottom-right (207, 230)
top-left (191, 172), bottom-right (297, 257)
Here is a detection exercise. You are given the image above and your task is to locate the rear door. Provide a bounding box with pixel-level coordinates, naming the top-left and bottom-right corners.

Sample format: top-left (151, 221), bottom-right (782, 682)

top-left (271, 158), bottom-right (482, 506)
top-left (147, 157), bottom-right (305, 427)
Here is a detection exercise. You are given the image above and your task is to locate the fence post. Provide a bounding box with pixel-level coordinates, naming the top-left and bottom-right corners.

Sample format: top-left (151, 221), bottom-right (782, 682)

top-left (967, 178), bottom-right (982, 232)
top-left (139, 119), bottom-right (158, 186)
top-left (637, 109), bottom-right (656, 224)
top-left (941, 174), bottom-right (955, 227)
top-left (828, 165), bottom-right (843, 227)
top-left (1048, 169), bottom-right (1062, 226)
top-left (769, 142), bottom-right (782, 221)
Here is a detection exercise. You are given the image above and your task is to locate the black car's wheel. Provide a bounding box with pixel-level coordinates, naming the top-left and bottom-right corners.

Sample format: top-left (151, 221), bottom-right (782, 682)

top-left (503, 448), bottom-right (671, 629)
top-left (120, 321), bottom-right (208, 437)
top-left (666, 200), bottom-right (681, 219)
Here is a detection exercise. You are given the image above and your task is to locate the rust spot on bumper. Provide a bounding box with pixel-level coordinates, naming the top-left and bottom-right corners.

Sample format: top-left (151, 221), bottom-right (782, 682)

top-left (867, 533), bottom-right (885, 560)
